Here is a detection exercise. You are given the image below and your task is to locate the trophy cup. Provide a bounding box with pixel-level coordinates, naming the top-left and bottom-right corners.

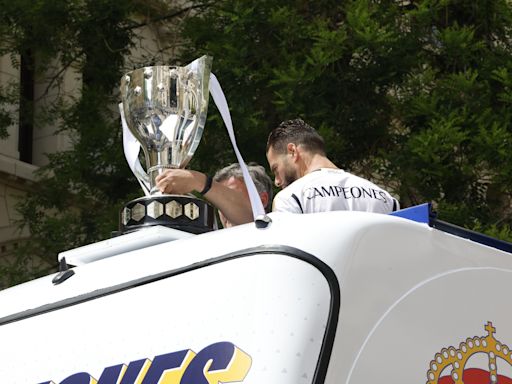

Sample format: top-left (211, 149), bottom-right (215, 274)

top-left (119, 55), bottom-right (215, 234)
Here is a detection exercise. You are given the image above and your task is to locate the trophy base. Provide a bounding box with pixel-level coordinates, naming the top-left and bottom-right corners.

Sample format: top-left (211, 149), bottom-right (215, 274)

top-left (119, 194), bottom-right (215, 235)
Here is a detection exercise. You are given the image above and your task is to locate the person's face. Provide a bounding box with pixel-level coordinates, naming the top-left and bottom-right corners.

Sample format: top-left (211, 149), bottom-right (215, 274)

top-left (218, 176), bottom-right (270, 228)
top-left (218, 176), bottom-right (249, 228)
top-left (266, 145), bottom-right (299, 189)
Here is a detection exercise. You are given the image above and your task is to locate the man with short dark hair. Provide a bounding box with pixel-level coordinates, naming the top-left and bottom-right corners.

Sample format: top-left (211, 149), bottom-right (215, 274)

top-left (266, 118), bottom-right (398, 214)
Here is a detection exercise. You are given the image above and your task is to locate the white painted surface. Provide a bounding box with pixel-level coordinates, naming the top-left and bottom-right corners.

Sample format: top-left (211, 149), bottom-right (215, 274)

top-left (1, 210), bottom-right (511, 383)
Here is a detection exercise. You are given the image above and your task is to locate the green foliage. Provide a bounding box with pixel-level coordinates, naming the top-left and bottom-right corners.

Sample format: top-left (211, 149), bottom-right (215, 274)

top-left (0, 84), bottom-right (16, 139)
top-left (181, 0), bottom-right (414, 171)
top-left (388, 0), bottom-right (512, 234)
top-left (181, 0), bottom-right (512, 239)
top-left (2, 0), bottom-right (512, 288)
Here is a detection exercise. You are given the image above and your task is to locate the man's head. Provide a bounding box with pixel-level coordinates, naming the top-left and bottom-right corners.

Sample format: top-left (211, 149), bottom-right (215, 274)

top-left (266, 118), bottom-right (325, 189)
top-left (214, 162), bottom-right (274, 228)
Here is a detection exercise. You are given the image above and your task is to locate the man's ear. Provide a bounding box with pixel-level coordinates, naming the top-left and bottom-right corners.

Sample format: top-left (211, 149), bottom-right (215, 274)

top-left (287, 143), bottom-right (298, 159)
top-left (287, 143), bottom-right (302, 164)
top-left (259, 191), bottom-right (269, 211)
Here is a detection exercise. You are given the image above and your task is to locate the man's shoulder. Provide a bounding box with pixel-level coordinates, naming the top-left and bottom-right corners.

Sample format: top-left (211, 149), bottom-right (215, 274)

top-left (274, 184), bottom-right (299, 200)
top-left (272, 184), bottom-right (304, 213)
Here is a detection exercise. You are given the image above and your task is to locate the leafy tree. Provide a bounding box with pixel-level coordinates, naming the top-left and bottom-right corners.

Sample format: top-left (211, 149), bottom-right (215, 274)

top-left (385, 0), bottom-right (512, 231)
top-left (2, 0), bottom-right (512, 288)
top-left (180, 0), bottom-right (512, 239)
top-left (180, 0), bottom-right (417, 171)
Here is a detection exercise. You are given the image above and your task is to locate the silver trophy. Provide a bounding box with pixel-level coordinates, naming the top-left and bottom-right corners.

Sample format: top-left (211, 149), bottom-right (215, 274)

top-left (119, 55), bottom-right (215, 234)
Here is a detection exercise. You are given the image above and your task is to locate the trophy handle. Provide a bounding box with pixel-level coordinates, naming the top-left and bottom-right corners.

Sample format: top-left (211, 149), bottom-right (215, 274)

top-left (119, 103), bottom-right (151, 196)
top-left (134, 161), bottom-right (151, 195)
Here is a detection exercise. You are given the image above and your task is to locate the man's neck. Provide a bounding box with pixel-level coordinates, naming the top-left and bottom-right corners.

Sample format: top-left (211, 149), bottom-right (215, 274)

top-left (301, 153), bottom-right (338, 176)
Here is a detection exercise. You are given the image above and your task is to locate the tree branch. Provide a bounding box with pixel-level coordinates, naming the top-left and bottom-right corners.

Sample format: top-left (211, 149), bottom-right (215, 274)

top-left (126, 2), bottom-right (215, 30)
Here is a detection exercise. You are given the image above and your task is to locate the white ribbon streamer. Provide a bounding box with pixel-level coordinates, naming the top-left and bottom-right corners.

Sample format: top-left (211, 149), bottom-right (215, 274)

top-left (208, 73), bottom-right (266, 220)
top-left (120, 72), bottom-right (266, 221)
top-left (119, 103), bottom-right (151, 196)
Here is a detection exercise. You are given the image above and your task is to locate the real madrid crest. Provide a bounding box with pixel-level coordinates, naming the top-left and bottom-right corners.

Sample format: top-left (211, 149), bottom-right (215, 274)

top-left (427, 322), bottom-right (512, 384)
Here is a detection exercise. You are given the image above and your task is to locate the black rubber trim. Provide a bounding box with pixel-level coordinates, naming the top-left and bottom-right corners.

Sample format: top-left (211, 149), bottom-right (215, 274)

top-left (430, 218), bottom-right (512, 254)
top-left (0, 244), bottom-right (340, 384)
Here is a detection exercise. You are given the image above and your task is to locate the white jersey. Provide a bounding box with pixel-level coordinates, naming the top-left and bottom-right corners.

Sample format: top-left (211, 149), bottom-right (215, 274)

top-left (272, 168), bottom-right (398, 214)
